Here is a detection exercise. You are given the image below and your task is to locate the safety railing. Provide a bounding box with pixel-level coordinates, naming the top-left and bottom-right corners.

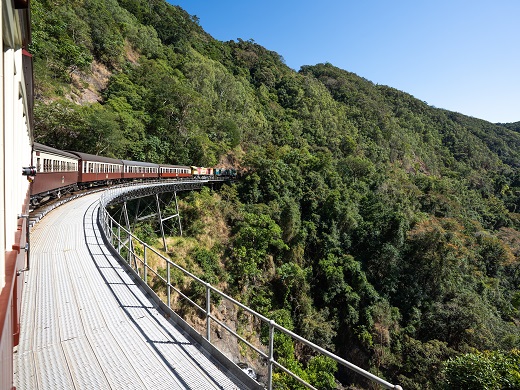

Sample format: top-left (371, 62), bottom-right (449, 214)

top-left (98, 186), bottom-right (402, 390)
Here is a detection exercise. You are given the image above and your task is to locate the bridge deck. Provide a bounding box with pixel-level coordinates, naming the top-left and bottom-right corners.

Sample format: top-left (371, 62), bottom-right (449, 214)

top-left (14, 192), bottom-right (251, 390)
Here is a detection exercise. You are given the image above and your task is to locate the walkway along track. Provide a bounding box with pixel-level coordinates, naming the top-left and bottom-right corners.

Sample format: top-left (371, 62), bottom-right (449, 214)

top-left (14, 190), bottom-right (258, 389)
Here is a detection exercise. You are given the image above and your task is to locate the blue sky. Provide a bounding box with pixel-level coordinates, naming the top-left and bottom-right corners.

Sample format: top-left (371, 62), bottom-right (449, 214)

top-left (170, 1), bottom-right (519, 123)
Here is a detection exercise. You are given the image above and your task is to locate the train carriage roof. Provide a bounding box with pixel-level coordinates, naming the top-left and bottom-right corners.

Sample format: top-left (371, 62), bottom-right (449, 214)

top-left (34, 143), bottom-right (79, 160)
top-left (121, 160), bottom-right (159, 168)
top-left (67, 150), bottom-right (123, 165)
top-left (159, 164), bottom-right (191, 170)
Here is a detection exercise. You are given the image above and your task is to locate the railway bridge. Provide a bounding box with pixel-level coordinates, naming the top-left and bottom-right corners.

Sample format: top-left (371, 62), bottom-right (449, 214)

top-left (11, 181), bottom-right (402, 390)
top-left (14, 183), bottom-right (259, 389)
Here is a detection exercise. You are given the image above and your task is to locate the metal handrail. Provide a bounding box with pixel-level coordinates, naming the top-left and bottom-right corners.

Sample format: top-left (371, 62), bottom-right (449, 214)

top-left (98, 186), bottom-right (403, 390)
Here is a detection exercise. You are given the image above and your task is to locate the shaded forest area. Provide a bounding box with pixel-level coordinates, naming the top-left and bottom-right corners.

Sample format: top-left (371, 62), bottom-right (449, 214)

top-left (31, 0), bottom-right (520, 388)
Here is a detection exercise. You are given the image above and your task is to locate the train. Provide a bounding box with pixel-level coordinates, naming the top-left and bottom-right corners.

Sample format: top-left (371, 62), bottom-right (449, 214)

top-left (30, 143), bottom-right (237, 207)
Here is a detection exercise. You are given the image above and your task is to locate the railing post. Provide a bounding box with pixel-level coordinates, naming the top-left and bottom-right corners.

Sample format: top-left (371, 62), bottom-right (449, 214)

top-left (144, 245), bottom-right (147, 286)
top-left (268, 320), bottom-right (275, 390)
top-left (117, 224), bottom-right (121, 254)
top-left (109, 217), bottom-right (113, 245)
top-left (167, 262), bottom-right (171, 308)
top-left (206, 283), bottom-right (211, 342)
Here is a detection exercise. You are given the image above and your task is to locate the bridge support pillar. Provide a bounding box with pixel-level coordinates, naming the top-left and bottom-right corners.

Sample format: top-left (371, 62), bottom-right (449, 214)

top-left (155, 191), bottom-right (182, 253)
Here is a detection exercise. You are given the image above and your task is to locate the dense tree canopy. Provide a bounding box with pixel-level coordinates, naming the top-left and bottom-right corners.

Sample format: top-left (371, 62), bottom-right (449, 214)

top-left (30, 0), bottom-right (520, 388)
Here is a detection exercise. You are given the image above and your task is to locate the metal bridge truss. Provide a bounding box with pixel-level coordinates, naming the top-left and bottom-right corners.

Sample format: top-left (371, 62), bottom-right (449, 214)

top-left (111, 190), bottom-right (183, 255)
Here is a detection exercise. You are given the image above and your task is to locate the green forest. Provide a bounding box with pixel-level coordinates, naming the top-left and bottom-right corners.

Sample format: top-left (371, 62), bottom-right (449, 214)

top-left (30, 0), bottom-right (520, 388)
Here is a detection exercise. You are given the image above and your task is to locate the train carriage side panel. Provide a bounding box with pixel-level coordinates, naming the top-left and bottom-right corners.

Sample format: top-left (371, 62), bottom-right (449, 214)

top-left (1, 1), bottom-right (33, 387)
top-left (159, 164), bottom-right (192, 179)
top-left (122, 160), bottom-right (159, 180)
top-left (31, 143), bottom-right (79, 198)
top-left (68, 151), bottom-right (123, 185)
top-left (191, 166), bottom-right (214, 178)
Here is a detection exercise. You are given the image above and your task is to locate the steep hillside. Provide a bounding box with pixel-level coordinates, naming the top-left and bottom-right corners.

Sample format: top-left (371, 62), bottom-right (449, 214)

top-left (30, 0), bottom-right (520, 388)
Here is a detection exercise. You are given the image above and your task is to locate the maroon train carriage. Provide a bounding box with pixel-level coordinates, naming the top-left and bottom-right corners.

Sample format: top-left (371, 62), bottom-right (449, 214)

top-left (159, 164), bottom-right (192, 179)
top-left (31, 143), bottom-right (80, 205)
top-left (122, 160), bottom-right (159, 180)
top-left (69, 151), bottom-right (123, 188)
